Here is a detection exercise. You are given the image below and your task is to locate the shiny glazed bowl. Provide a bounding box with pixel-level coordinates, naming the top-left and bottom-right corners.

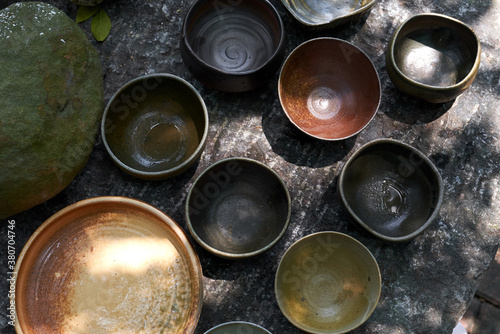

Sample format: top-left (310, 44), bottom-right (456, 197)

top-left (338, 139), bottom-right (444, 242)
top-left (101, 74), bottom-right (209, 180)
top-left (180, 0), bottom-right (285, 92)
top-left (205, 321), bottom-right (271, 334)
top-left (281, 0), bottom-right (377, 30)
top-left (13, 196), bottom-right (203, 334)
top-left (386, 13), bottom-right (481, 103)
top-left (279, 37), bottom-right (380, 141)
top-left (275, 232), bottom-right (381, 334)
top-left (186, 157), bottom-right (291, 259)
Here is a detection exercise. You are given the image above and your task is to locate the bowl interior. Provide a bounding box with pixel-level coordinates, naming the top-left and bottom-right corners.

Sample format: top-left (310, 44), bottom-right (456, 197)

top-left (279, 38), bottom-right (380, 140)
top-left (103, 75), bottom-right (207, 174)
top-left (187, 158), bottom-right (290, 257)
top-left (184, 0), bottom-right (282, 74)
top-left (392, 15), bottom-right (479, 87)
top-left (281, 0), bottom-right (375, 26)
top-left (14, 197), bottom-right (203, 333)
top-left (340, 141), bottom-right (442, 240)
top-left (205, 322), bottom-right (271, 334)
top-left (275, 232), bottom-right (381, 334)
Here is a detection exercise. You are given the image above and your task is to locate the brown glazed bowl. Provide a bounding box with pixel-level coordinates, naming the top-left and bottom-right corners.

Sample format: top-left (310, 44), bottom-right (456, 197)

top-left (338, 139), bottom-right (444, 242)
top-left (386, 13), bottom-right (481, 103)
top-left (101, 74), bottom-right (209, 180)
top-left (180, 0), bottom-right (285, 92)
top-left (13, 196), bottom-right (203, 334)
top-left (275, 232), bottom-right (381, 334)
top-left (185, 157), bottom-right (291, 259)
top-left (205, 321), bottom-right (272, 334)
top-left (279, 38), bottom-right (380, 141)
top-left (280, 0), bottom-right (377, 30)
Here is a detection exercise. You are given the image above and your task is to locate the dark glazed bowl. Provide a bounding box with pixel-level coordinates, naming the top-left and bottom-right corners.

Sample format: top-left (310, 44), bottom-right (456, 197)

top-left (281, 0), bottom-right (377, 30)
top-left (13, 197), bottom-right (203, 334)
top-left (205, 321), bottom-right (271, 334)
top-left (386, 13), bottom-right (481, 103)
top-left (185, 157), bottom-right (291, 259)
top-left (180, 0), bottom-right (285, 92)
top-left (275, 232), bottom-right (381, 334)
top-left (338, 139), bottom-right (444, 242)
top-left (101, 74), bottom-right (209, 180)
top-left (279, 38), bottom-right (380, 141)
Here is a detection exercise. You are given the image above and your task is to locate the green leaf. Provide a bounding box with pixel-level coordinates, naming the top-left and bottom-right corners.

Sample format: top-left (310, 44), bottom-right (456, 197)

top-left (91, 7), bottom-right (111, 42)
top-left (76, 5), bottom-right (99, 23)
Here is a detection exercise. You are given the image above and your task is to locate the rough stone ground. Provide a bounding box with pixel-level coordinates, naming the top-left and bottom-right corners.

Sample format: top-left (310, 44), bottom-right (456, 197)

top-left (0, 0), bottom-right (499, 333)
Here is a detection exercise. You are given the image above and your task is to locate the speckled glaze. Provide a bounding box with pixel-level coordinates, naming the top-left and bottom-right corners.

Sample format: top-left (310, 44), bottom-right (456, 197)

top-left (13, 197), bottom-right (203, 334)
top-left (339, 139), bottom-right (444, 242)
top-left (386, 13), bottom-right (481, 103)
top-left (101, 74), bottom-right (209, 180)
top-left (180, 0), bottom-right (285, 92)
top-left (275, 232), bottom-right (381, 334)
top-left (280, 0), bottom-right (377, 30)
top-left (279, 38), bottom-right (380, 141)
top-left (186, 157), bottom-right (291, 259)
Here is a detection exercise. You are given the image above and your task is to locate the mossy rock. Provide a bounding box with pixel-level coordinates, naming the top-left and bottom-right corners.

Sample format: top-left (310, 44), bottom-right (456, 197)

top-left (0, 2), bottom-right (104, 219)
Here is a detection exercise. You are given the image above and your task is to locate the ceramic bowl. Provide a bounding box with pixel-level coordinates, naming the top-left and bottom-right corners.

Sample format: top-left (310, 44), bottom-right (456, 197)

top-left (281, 0), bottom-right (377, 30)
top-left (13, 196), bottom-right (203, 334)
top-left (275, 232), bottom-right (381, 334)
top-left (186, 157), bottom-right (291, 259)
top-left (386, 13), bottom-right (481, 103)
top-left (205, 321), bottom-right (271, 334)
top-left (180, 0), bottom-right (285, 92)
top-left (101, 74), bottom-right (209, 180)
top-left (279, 37), bottom-right (380, 141)
top-left (338, 139), bottom-right (444, 242)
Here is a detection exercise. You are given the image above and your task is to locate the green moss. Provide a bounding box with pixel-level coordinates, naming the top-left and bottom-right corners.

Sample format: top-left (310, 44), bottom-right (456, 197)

top-left (0, 2), bottom-right (104, 218)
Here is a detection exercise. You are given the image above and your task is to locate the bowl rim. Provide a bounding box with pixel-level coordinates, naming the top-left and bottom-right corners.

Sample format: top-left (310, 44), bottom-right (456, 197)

top-left (185, 156), bottom-right (292, 259)
top-left (204, 321), bottom-right (272, 334)
top-left (338, 138), bottom-right (444, 242)
top-left (278, 37), bottom-right (381, 141)
top-left (280, 0), bottom-right (377, 28)
top-left (12, 196), bottom-right (204, 333)
top-left (387, 12), bottom-right (481, 91)
top-left (181, 0), bottom-right (285, 76)
top-left (101, 73), bottom-right (209, 180)
top-left (274, 231), bottom-right (382, 334)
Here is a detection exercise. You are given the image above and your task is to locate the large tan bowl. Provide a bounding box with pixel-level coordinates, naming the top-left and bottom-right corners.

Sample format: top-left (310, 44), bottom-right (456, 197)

top-left (279, 38), bottom-right (380, 141)
top-left (13, 197), bottom-right (203, 334)
top-left (275, 232), bottom-right (381, 334)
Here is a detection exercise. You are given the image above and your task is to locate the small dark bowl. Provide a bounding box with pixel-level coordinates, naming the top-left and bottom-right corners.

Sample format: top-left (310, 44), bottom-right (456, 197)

top-left (205, 321), bottom-right (271, 334)
top-left (279, 38), bottom-right (380, 141)
top-left (281, 0), bottom-right (377, 30)
top-left (339, 139), bottom-right (444, 242)
top-left (180, 0), bottom-right (285, 92)
top-left (186, 157), bottom-right (291, 259)
top-left (386, 13), bottom-right (481, 103)
top-left (101, 74), bottom-right (209, 180)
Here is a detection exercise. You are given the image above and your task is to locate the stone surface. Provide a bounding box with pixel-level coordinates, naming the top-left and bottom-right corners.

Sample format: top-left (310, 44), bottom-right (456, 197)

top-left (0, 2), bottom-right (104, 219)
top-left (1, 0), bottom-right (499, 333)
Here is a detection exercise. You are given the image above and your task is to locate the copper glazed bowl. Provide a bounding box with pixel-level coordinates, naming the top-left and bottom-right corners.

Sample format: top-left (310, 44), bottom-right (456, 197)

top-left (180, 0), bottom-right (286, 92)
top-left (13, 197), bottom-right (203, 334)
top-left (386, 13), bottom-right (481, 103)
top-left (279, 38), bottom-right (380, 141)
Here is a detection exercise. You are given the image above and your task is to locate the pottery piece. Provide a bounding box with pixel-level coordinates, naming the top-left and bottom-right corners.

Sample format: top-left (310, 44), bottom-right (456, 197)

top-left (101, 74), bottom-right (209, 180)
top-left (386, 13), bottom-right (481, 103)
top-left (279, 37), bottom-right (380, 141)
top-left (338, 139), bottom-right (444, 242)
top-left (185, 157), bottom-right (291, 259)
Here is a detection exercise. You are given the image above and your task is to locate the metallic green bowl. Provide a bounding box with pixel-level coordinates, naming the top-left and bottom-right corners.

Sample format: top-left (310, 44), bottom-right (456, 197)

top-left (275, 232), bottom-right (381, 334)
top-left (280, 0), bottom-right (377, 30)
top-left (386, 13), bottom-right (481, 103)
top-left (101, 74), bottom-right (209, 181)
